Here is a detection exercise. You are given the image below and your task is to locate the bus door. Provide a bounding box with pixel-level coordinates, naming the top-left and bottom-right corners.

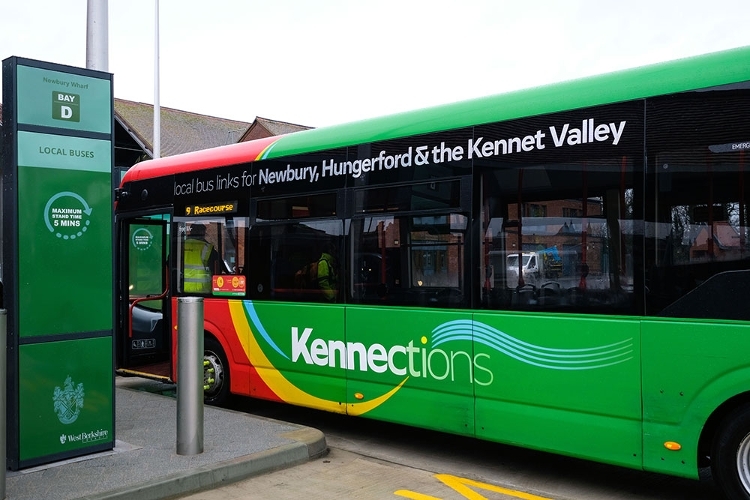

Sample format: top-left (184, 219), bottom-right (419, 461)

top-left (117, 214), bottom-right (172, 380)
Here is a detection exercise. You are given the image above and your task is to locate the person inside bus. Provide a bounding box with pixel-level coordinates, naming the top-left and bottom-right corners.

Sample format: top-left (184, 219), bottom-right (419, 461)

top-left (183, 223), bottom-right (220, 294)
top-left (315, 242), bottom-right (338, 302)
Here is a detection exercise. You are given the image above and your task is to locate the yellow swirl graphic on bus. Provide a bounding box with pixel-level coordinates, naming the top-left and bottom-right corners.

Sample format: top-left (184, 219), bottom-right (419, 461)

top-left (228, 301), bottom-right (406, 415)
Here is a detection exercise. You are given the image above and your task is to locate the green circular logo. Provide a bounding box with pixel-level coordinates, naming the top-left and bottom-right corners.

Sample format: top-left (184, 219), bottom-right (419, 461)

top-left (131, 227), bottom-right (154, 251)
top-left (44, 191), bottom-right (93, 240)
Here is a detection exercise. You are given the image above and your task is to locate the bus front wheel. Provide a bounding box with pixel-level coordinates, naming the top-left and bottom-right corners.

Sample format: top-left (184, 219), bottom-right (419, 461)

top-left (204, 336), bottom-right (230, 406)
top-left (712, 403), bottom-right (750, 500)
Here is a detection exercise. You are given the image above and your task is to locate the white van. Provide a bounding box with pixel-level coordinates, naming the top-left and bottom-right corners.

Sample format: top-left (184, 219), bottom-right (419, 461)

top-left (507, 252), bottom-right (540, 286)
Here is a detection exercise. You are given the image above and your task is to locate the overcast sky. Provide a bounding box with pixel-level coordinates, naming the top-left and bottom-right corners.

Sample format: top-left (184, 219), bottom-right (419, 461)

top-left (1, 0), bottom-right (749, 128)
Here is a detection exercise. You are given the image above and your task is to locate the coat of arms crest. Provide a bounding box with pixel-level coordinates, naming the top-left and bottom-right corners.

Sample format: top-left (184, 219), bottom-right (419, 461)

top-left (53, 375), bottom-right (85, 424)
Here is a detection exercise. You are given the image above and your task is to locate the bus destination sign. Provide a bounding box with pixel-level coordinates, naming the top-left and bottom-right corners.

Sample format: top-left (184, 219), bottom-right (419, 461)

top-left (185, 201), bottom-right (237, 216)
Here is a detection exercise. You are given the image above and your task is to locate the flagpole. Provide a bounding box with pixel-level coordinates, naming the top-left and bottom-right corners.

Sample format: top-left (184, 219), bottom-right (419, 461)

top-left (85, 0), bottom-right (109, 71)
top-left (153, 0), bottom-right (161, 159)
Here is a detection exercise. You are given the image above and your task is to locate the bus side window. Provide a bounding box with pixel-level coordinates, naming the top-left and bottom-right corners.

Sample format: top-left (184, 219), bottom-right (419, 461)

top-left (221, 218), bottom-right (247, 275)
top-left (480, 162), bottom-right (638, 315)
top-left (351, 214), bottom-right (467, 308)
top-left (177, 217), bottom-right (247, 295)
top-left (250, 221), bottom-right (342, 303)
top-left (645, 91), bottom-right (750, 320)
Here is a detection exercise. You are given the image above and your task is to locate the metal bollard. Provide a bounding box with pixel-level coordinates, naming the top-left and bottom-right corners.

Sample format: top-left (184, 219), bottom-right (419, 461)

top-left (1, 310), bottom-right (6, 500)
top-left (176, 298), bottom-right (204, 455)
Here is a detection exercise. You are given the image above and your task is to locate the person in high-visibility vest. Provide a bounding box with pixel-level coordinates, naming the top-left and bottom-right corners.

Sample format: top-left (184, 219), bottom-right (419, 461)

top-left (183, 223), bottom-right (218, 294)
top-left (315, 246), bottom-right (338, 302)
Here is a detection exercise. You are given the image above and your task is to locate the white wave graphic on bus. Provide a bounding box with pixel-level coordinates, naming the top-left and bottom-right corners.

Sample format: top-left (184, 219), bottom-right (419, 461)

top-left (431, 320), bottom-right (633, 370)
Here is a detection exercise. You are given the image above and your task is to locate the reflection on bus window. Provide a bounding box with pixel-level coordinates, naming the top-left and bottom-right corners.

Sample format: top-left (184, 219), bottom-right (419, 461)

top-left (646, 151), bottom-right (750, 317)
top-left (351, 213), bottom-right (467, 308)
top-left (481, 160), bottom-right (637, 313)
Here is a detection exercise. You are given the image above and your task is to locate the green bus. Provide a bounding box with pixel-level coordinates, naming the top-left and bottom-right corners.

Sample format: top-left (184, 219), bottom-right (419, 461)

top-left (116, 46), bottom-right (750, 498)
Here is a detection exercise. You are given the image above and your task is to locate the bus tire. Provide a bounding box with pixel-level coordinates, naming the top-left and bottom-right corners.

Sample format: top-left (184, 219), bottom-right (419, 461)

top-left (712, 403), bottom-right (750, 500)
top-left (204, 336), bottom-right (230, 406)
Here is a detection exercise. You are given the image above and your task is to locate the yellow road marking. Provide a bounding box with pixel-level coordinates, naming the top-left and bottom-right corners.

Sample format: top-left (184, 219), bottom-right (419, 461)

top-left (394, 491), bottom-right (441, 500)
top-left (395, 473), bottom-right (553, 500)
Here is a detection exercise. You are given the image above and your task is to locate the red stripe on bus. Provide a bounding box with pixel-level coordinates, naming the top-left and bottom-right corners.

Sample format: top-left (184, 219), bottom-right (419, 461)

top-left (120, 135), bottom-right (282, 185)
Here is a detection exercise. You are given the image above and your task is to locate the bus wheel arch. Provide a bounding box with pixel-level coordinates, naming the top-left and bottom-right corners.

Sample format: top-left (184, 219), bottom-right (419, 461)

top-left (204, 334), bottom-right (230, 406)
top-left (698, 393), bottom-right (750, 470)
top-left (710, 401), bottom-right (750, 499)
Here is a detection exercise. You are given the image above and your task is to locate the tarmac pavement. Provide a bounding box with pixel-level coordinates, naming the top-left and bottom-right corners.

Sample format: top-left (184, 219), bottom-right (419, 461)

top-left (4, 376), bottom-right (327, 500)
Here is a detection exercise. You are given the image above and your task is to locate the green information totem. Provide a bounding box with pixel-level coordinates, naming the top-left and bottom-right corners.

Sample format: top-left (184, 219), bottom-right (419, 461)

top-left (2, 57), bottom-right (115, 469)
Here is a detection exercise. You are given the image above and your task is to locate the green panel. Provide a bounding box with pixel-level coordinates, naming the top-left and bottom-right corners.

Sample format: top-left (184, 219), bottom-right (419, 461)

top-left (247, 302), bottom-right (476, 431)
top-left (641, 319), bottom-right (750, 479)
top-left (129, 224), bottom-right (164, 297)
top-left (18, 165), bottom-right (112, 336)
top-left (344, 307), bottom-right (475, 434)
top-left (19, 338), bottom-right (113, 461)
top-left (472, 312), bottom-right (642, 469)
top-left (16, 64), bottom-right (111, 133)
top-left (17, 131), bottom-right (112, 172)
top-left (249, 302), bottom-right (347, 403)
top-left (353, 380), bottom-right (474, 436)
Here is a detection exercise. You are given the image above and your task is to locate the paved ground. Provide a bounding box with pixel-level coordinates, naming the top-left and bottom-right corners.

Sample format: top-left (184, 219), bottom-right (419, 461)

top-left (178, 447), bottom-right (471, 500)
top-left (4, 377), bottom-right (326, 500)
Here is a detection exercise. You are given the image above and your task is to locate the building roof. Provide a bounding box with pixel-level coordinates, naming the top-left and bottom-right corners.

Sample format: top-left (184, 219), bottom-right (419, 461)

top-left (690, 222), bottom-right (743, 251)
top-left (239, 116), bottom-right (311, 142)
top-left (1, 99), bottom-right (311, 167)
top-left (114, 98), bottom-right (252, 158)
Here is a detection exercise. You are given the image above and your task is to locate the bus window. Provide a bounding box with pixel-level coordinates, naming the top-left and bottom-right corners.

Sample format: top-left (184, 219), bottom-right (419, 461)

top-left (646, 151), bottom-right (750, 318)
top-left (351, 179), bottom-right (468, 308)
top-left (249, 219), bottom-right (343, 303)
top-left (175, 217), bottom-right (247, 296)
top-left (351, 213), bottom-right (467, 307)
top-left (481, 160), bottom-right (637, 314)
top-left (645, 89), bottom-right (750, 320)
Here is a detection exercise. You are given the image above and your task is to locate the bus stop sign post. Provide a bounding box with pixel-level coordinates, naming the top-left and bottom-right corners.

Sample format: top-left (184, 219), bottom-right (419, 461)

top-left (176, 297), bottom-right (204, 455)
top-left (2, 57), bottom-right (115, 470)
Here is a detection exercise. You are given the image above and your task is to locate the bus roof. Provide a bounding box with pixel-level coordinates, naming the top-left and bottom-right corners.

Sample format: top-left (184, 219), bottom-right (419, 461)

top-left (122, 45), bottom-right (750, 185)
